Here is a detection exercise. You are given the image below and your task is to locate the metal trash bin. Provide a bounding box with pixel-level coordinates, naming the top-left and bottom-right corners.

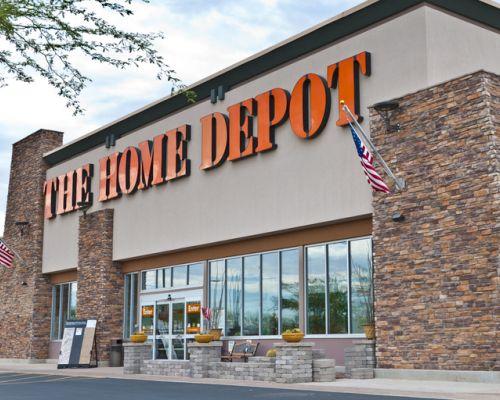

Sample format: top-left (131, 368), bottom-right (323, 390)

top-left (110, 338), bottom-right (123, 367)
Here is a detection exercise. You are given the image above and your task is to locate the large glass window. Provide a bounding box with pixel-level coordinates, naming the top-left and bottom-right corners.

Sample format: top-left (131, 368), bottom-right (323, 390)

top-left (140, 262), bottom-right (205, 291)
top-left (243, 255), bottom-right (260, 336)
top-left (209, 260), bottom-right (225, 327)
top-left (261, 252), bottom-right (279, 335)
top-left (281, 249), bottom-right (300, 332)
top-left (51, 282), bottom-right (77, 340)
top-left (306, 237), bottom-right (372, 335)
top-left (209, 248), bottom-right (299, 337)
top-left (124, 273), bottom-right (139, 338)
top-left (226, 258), bottom-right (242, 336)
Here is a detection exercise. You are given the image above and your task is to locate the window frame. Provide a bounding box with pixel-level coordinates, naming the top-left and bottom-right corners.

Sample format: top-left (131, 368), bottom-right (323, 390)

top-left (50, 281), bottom-right (77, 341)
top-left (304, 235), bottom-right (372, 338)
top-left (140, 261), bottom-right (205, 293)
top-left (208, 246), bottom-right (300, 339)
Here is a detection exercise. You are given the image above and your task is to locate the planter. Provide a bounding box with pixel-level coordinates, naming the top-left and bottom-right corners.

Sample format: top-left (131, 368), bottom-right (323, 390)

top-left (130, 332), bottom-right (147, 343)
top-left (194, 334), bottom-right (213, 343)
top-left (363, 323), bottom-right (375, 339)
top-left (209, 328), bottom-right (223, 341)
top-left (282, 332), bottom-right (304, 343)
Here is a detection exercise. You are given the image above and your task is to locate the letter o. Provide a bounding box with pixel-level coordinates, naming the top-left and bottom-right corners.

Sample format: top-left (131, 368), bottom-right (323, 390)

top-left (289, 73), bottom-right (330, 139)
top-left (118, 146), bottom-right (140, 194)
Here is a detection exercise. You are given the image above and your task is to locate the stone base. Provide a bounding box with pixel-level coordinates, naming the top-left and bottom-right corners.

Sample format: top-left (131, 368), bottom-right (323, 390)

top-left (344, 340), bottom-right (375, 379)
top-left (123, 343), bottom-right (152, 374)
top-left (313, 358), bottom-right (336, 382)
top-left (275, 342), bottom-right (313, 383)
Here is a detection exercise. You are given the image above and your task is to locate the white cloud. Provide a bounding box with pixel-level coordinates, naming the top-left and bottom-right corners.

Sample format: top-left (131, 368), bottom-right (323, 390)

top-left (0, 0), bottom-right (364, 236)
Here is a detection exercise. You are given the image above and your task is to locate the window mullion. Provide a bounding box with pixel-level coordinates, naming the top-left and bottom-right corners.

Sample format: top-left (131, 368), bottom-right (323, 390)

top-left (347, 240), bottom-right (352, 334)
top-left (325, 245), bottom-right (330, 335)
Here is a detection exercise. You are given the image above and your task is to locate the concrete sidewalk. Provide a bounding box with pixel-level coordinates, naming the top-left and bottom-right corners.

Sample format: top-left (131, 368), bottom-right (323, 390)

top-left (0, 363), bottom-right (498, 400)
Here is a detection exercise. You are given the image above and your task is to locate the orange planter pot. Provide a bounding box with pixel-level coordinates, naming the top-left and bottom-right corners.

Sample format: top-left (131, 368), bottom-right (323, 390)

top-left (194, 334), bottom-right (213, 344)
top-left (282, 332), bottom-right (304, 343)
top-left (130, 332), bottom-right (148, 343)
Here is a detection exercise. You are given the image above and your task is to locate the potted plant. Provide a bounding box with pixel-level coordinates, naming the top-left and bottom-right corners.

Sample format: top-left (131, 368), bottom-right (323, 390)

top-left (282, 328), bottom-right (304, 343)
top-left (130, 331), bottom-right (147, 343)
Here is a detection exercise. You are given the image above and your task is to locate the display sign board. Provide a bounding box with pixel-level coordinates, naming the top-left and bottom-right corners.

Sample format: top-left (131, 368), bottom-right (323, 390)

top-left (57, 319), bottom-right (97, 369)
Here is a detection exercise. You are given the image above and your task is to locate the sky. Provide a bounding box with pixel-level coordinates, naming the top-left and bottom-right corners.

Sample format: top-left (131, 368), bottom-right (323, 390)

top-left (0, 0), bottom-right (364, 236)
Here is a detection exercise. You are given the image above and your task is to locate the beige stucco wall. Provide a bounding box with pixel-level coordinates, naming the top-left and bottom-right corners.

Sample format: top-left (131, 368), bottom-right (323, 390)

top-left (42, 5), bottom-right (500, 273)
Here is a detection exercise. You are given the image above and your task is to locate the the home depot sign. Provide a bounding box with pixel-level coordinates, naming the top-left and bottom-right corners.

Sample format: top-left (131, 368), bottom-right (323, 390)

top-left (43, 52), bottom-right (371, 219)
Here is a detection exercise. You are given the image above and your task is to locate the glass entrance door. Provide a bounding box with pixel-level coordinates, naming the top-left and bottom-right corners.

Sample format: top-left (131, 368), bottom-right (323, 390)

top-left (141, 293), bottom-right (201, 361)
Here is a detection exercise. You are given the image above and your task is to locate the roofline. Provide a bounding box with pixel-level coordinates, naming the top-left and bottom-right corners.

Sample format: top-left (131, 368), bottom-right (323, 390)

top-left (43, 0), bottom-right (500, 166)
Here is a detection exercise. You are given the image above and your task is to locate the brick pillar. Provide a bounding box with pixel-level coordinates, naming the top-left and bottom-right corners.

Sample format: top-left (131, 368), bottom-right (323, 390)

top-left (371, 71), bottom-right (499, 371)
top-left (275, 342), bottom-right (313, 383)
top-left (77, 209), bottom-right (123, 364)
top-left (0, 129), bottom-right (63, 360)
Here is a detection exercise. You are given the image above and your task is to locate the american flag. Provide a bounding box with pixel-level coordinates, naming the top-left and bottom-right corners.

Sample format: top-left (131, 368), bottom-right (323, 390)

top-left (0, 240), bottom-right (15, 268)
top-left (349, 126), bottom-right (390, 193)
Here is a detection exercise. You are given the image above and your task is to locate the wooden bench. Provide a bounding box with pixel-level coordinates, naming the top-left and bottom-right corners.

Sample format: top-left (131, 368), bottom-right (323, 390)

top-left (221, 341), bottom-right (259, 362)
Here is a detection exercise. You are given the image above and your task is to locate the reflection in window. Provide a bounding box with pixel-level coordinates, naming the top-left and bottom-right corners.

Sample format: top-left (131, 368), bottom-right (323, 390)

top-left (188, 263), bottom-right (204, 286)
top-left (209, 260), bottom-right (225, 325)
top-left (243, 255), bottom-right (260, 335)
top-left (281, 249), bottom-right (299, 332)
top-left (226, 258), bottom-right (242, 336)
top-left (307, 246), bottom-right (326, 334)
top-left (142, 270), bottom-right (156, 290)
top-left (328, 243), bottom-right (348, 333)
top-left (350, 239), bottom-right (372, 333)
top-left (172, 265), bottom-right (188, 287)
top-left (261, 252), bottom-right (279, 335)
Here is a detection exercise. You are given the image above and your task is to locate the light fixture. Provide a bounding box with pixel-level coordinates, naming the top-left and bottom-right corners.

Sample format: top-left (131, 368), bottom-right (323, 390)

top-left (167, 294), bottom-right (172, 301)
top-left (14, 221), bottom-right (30, 236)
top-left (21, 281), bottom-right (28, 286)
top-left (391, 212), bottom-right (405, 222)
top-left (373, 100), bottom-right (400, 133)
top-left (77, 201), bottom-right (92, 218)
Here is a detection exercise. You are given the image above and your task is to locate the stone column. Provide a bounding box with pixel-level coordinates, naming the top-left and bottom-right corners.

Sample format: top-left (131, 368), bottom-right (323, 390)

top-left (371, 71), bottom-right (499, 371)
top-left (77, 209), bottom-right (123, 364)
top-left (313, 358), bottom-right (336, 382)
top-left (123, 343), bottom-right (152, 374)
top-left (0, 129), bottom-right (63, 361)
top-left (188, 341), bottom-right (222, 378)
top-left (344, 340), bottom-right (375, 379)
top-left (275, 342), bottom-right (313, 383)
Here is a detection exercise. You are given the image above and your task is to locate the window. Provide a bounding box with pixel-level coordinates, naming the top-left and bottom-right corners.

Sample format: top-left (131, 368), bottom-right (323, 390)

top-left (172, 265), bottom-right (187, 287)
top-left (209, 248), bottom-right (300, 337)
top-left (305, 237), bottom-right (372, 335)
top-left (140, 263), bottom-right (205, 291)
top-left (51, 282), bottom-right (77, 340)
top-left (188, 263), bottom-right (204, 286)
top-left (124, 273), bottom-right (139, 338)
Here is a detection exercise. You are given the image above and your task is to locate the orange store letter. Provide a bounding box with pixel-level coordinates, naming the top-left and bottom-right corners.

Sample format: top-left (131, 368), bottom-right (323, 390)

top-left (228, 98), bottom-right (257, 161)
top-left (98, 152), bottom-right (121, 202)
top-left (327, 51), bottom-right (370, 126)
top-left (255, 88), bottom-right (289, 152)
top-left (200, 113), bottom-right (229, 170)
top-left (289, 73), bottom-right (330, 139)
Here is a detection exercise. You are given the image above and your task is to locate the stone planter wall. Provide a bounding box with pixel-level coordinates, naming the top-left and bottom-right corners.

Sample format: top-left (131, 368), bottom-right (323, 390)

top-left (123, 343), bottom-right (152, 374)
top-left (126, 340), bottom-right (337, 383)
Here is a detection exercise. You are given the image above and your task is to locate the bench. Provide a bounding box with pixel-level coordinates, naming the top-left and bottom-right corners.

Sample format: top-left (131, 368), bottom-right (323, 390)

top-left (221, 341), bottom-right (259, 362)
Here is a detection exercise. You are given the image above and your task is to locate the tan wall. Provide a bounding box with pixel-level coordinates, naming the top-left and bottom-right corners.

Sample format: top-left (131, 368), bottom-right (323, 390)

top-left (42, 5), bottom-right (500, 273)
top-left (49, 270), bottom-right (77, 284)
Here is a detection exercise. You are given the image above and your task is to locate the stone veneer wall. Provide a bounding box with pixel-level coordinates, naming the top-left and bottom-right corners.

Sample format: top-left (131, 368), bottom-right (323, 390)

top-left (0, 130), bottom-right (63, 360)
top-left (371, 71), bottom-right (499, 371)
top-left (77, 209), bottom-right (123, 363)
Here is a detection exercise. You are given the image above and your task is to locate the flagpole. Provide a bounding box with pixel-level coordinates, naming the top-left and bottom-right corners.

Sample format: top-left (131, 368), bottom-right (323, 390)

top-left (341, 101), bottom-right (406, 191)
top-left (0, 238), bottom-right (28, 268)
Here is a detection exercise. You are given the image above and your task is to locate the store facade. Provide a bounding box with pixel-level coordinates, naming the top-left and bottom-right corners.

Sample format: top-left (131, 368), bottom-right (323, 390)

top-left (0, 0), bottom-right (498, 376)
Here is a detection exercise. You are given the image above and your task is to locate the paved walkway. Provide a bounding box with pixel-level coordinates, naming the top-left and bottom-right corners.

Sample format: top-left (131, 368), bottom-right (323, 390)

top-left (0, 363), bottom-right (498, 400)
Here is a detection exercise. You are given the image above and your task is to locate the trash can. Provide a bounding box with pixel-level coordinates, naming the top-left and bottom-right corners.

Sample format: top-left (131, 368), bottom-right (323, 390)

top-left (110, 338), bottom-right (123, 367)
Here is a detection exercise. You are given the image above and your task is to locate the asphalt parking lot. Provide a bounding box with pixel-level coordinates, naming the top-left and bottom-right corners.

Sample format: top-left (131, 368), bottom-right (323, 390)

top-left (0, 372), bottom-right (440, 400)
